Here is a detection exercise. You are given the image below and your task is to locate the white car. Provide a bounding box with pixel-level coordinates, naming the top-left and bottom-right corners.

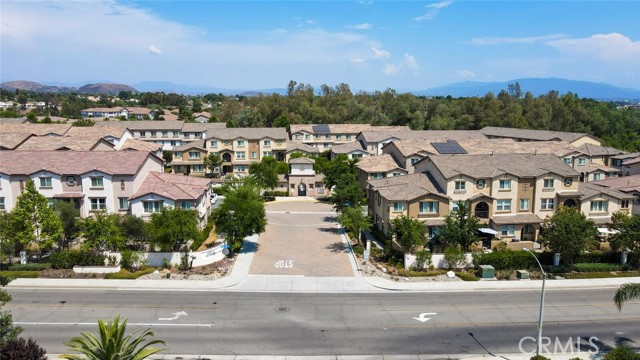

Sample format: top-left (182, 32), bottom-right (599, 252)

top-left (210, 193), bottom-right (218, 204)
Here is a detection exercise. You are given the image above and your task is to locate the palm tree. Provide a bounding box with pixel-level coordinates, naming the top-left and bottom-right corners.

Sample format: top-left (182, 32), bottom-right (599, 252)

top-left (614, 283), bottom-right (640, 311)
top-left (60, 316), bottom-right (166, 360)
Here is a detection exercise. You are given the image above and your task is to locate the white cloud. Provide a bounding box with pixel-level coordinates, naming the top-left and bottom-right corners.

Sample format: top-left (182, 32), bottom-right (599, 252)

top-left (470, 34), bottom-right (566, 46)
top-left (384, 64), bottom-right (399, 75)
top-left (456, 70), bottom-right (476, 79)
top-left (350, 58), bottom-right (365, 63)
top-left (305, 19), bottom-right (316, 25)
top-left (371, 47), bottom-right (391, 58)
top-left (403, 53), bottom-right (419, 70)
top-left (148, 45), bottom-right (162, 55)
top-left (546, 33), bottom-right (640, 63)
top-left (414, 0), bottom-right (453, 21)
top-left (350, 23), bottom-right (373, 30)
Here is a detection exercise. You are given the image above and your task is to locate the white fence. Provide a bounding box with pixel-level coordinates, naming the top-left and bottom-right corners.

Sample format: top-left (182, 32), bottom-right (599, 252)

top-left (104, 242), bottom-right (226, 268)
top-left (404, 253), bottom-right (475, 269)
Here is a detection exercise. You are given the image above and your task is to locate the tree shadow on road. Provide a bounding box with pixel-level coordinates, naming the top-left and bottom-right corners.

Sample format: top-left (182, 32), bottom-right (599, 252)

top-left (583, 335), bottom-right (639, 359)
top-left (322, 216), bottom-right (337, 223)
top-left (238, 240), bottom-right (260, 254)
top-left (318, 227), bottom-right (340, 235)
top-left (325, 242), bottom-right (347, 253)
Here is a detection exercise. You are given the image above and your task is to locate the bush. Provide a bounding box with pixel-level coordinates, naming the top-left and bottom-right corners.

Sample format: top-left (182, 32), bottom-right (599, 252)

top-left (413, 249), bottom-right (432, 270)
top-left (574, 263), bottom-right (624, 272)
top-left (7, 263), bottom-right (51, 271)
top-left (529, 356), bottom-right (551, 360)
top-left (262, 195), bottom-right (276, 202)
top-left (190, 214), bottom-right (216, 251)
top-left (397, 269), bottom-right (445, 277)
top-left (604, 345), bottom-right (640, 360)
top-left (564, 271), bottom-right (640, 279)
top-left (0, 271), bottom-right (39, 279)
top-left (473, 250), bottom-right (538, 270)
top-left (50, 250), bottom-right (105, 269)
top-left (119, 250), bottom-right (142, 271)
top-left (0, 337), bottom-right (47, 360)
top-left (104, 268), bottom-right (155, 280)
top-left (444, 247), bottom-right (467, 270)
top-left (455, 271), bottom-right (479, 281)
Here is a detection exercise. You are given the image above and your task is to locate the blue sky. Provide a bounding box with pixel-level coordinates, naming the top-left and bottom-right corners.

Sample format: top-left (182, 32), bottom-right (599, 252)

top-left (1, 1), bottom-right (639, 91)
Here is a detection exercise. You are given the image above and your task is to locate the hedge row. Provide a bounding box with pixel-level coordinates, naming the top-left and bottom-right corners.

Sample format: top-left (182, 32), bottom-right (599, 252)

top-left (472, 251), bottom-right (538, 270)
top-left (8, 263), bottom-right (51, 271)
top-left (50, 250), bottom-right (106, 269)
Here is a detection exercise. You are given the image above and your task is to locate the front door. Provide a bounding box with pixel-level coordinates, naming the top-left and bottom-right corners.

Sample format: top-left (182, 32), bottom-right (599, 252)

top-left (298, 183), bottom-right (307, 196)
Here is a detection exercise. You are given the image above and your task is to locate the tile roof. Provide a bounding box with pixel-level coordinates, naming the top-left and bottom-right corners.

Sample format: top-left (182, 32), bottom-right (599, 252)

top-left (286, 142), bottom-right (321, 154)
top-left (172, 140), bottom-right (206, 151)
top-left (130, 171), bottom-right (211, 201)
top-left (0, 132), bottom-right (34, 149)
top-left (65, 125), bottom-right (131, 138)
top-left (330, 141), bottom-right (367, 154)
top-left (491, 214), bottom-right (542, 225)
top-left (579, 182), bottom-right (633, 201)
top-left (622, 156), bottom-right (640, 166)
top-left (0, 123), bottom-right (72, 136)
top-left (369, 173), bottom-right (447, 201)
top-left (181, 122), bottom-right (226, 132)
top-left (289, 157), bottom-right (315, 164)
top-left (480, 126), bottom-right (597, 143)
top-left (583, 164), bottom-right (620, 173)
top-left (94, 120), bottom-right (184, 131)
top-left (0, 151), bottom-right (158, 176)
top-left (590, 174), bottom-right (640, 193)
top-left (15, 136), bottom-right (115, 151)
top-left (81, 107), bottom-right (125, 113)
top-left (119, 138), bottom-right (164, 152)
top-left (360, 129), bottom-right (486, 143)
top-left (427, 153), bottom-right (580, 179)
top-left (205, 127), bottom-right (287, 140)
top-left (193, 112), bottom-right (211, 118)
top-left (356, 154), bottom-right (402, 172)
top-left (0, 117), bottom-right (31, 124)
top-left (575, 143), bottom-right (625, 157)
top-left (611, 152), bottom-right (640, 160)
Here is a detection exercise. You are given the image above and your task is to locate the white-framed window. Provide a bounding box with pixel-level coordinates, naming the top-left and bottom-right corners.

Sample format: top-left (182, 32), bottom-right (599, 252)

top-left (263, 151), bottom-right (272, 158)
top-left (410, 157), bottom-right (420, 165)
top-left (346, 134), bottom-right (352, 140)
top-left (90, 198), bottom-right (106, 211)
top-left (91, 177), bottom-right (103, 188)
top-left (520, 198), bottom-right (529, 211)
top-left (174, 152), bottom-right (181, 158)
top-left (251, 151), bottom-right (257, 159)
top-left (543, 179), bottom-right (554, 189)
top-left (563, 158), bottom-right (572, 165)
top-left (192, 165), bottom-right (204, 172)
top-left (189, 152), bottom-right (200, 159)
top-left (578, 158), bottom-right (586, 166)
top-left (428, 227), bottom-right (440, 239)
top-left (305, 134), bottom-right (311, 140)
top-left (372, 173), bottom-right (383, 180)
top-left (393, 202), bottom-right (404, 212)
top-left (541, 198), bottom-right (555, 210)
top-left (455, 181), bottom-right (465, 191)
top-left (325, 134), bottom-right (331, 140)
top-left (236, 151), bottom-right (246, 160)
top-left (118, 197), bottom-right (129, 210)
top-left (294, 134), bottom-right (301, 140)
top-left (590, 200), bottom-right (607, 212)
top-left (452, 202), bottom-right (460, 212)
top-left (392, 172), bottom-right (402, 177)
top-left (477, 179), bottom-right (485, 188)
top-left (162, 131), bottom-right (168, 138)
top-left (236, 165), bottom-right (246, 172)
top-left (564, 177), bottom-right (573, 186)
top-left (263, 140), bottom-right (271, 147)
top-left (315, 134), bottom-right (321, 140)
top-left (593, 172), bottom-right (601, 181)
top-left (419, 201), bottom-right (439, 213)
top-left (353, 154), bottom-right (363, 160)
top-left (180, 200), bottom-right (192, 210)
top-left (210, 140), bottom-right (218, 148)
top-left (501, 225), bottom-right (516, 236)
top-left (621, 200), bottom-right (630, 209)
top-left (0, 197), bottom-right (4, 211)
top-left (499, 179), bottom-right (511, 190)
top-left (496, 199), bottom-right (511, 211)
top-left (150, 131), bottom-right (157, 138)
top-left (336, 135), bottom-right (342, 140)
top-left (237, 140), bottom-right (245, 147)
top-left (143, 201), bottom-right (163, 213)
top-left (173, 131), bottom-right (180, 137)
top-left (39, 177), bottom-right (52, 188)
top-left (139, 131), bottom-right (146, 137)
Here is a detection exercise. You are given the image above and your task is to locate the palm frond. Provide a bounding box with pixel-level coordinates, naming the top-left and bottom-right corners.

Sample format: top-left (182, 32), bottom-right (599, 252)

top-left (614, 283), bottom-right (640, 311)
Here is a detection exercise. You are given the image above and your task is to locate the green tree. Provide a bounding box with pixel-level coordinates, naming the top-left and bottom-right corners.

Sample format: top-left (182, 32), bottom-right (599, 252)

top-left (147, 208), bottom-right (200, 252)
top-left (0, 277), bottom-right (22, 349)
top-left (203, 153), bottom-right (222, 177)
top-left (119, 215), bottom-right (147, 245)
top-left (610, 211), bottom-right (640, 269)
top-left (390, 215), bottom-right (427, 254)
top-left (337, 206), bottom-right (371, 243)
top-left (212, 179), bottom-right (266, 251)
top-left (540, 205), bottom-right (598, 265)
top-left (614, 283), bottom-right (640, 311)
top-left (54, 200), bottom-right (80, 249)
top-left (0, 213), bottom-right (16, 268)
top-left (273, 115), bottom-right (290, 131)
top-left (322, 154), bottom-right (358, 190)
top-left (60, 316), bottom-right (166, 360)
top-left (71, 118), bottom-right (95, 127)
top-left (440, 201), bottom-right (481, 252)
top-left (11, 180), bottom-right (62, 254)
top-left (249, 156), bottom-right (279, 190)
top-left (330, 177), bottom-right (365, 211)
top-left (80, 211), bottom-right (125, 251)
top-left (0, 337), bottom-right (47, 360)
top-left (162, 150), bottom-right (173, 165)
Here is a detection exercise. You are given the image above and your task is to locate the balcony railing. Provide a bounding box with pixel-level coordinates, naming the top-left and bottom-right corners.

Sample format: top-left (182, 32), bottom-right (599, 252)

top-left (475, 211), bottom-right (489, 218)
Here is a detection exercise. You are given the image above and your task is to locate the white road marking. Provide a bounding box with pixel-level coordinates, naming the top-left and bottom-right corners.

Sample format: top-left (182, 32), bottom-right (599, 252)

top-left (266, 211), bottom-right (336, 215)
top-left (15, 322), bottom-right (213, 327)
top-left (158, 311), bottom-right (188, 321)
top-left (413, 312), bottom-right (437, 323)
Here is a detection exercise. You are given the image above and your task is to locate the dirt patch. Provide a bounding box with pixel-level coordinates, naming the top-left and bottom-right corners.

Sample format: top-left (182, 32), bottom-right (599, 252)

top-left (39, 269), bottom-right (106, 279)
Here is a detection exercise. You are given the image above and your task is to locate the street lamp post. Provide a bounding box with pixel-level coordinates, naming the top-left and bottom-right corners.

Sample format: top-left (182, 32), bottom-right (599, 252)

top-left (524, 247), bottom-right (546, 358)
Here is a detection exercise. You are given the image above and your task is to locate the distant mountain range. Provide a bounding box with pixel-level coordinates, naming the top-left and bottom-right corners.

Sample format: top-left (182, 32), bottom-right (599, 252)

top-left (2, 78), bottom-right (639, 100)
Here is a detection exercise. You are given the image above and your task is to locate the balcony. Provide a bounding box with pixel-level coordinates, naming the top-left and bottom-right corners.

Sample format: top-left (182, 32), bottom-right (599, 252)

top-left (475, 211), bottom-right (489, 219)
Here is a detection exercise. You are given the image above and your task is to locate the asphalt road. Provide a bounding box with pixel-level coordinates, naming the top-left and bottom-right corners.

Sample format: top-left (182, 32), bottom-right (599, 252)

top-left (7, 287), bottom-right (640, 356)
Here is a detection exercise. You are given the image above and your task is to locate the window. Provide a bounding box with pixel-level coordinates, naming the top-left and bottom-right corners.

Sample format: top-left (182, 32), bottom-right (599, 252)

top-left (578, 158), bottom-right (586, 166)
top-left (143, 201), bottom-right (162, 213)
top-left (563, 158), bottom-right (572, 165)
top-left (336, 135), bottom-right (342, 140)
top-left (263, 152), bottom-right (272, 158)
top-left (251, 151), bottom-right (257, 159)
top-left (139, 131), bottom-right (146, 137)
top-left (120, 180), bottom-right (125, 190)
top-left (372, 173), bottom-right (383, 180)
top-left (346, 135), bottom-right (352, 140)
top-left (181, 201), bottom-right (192, 210)
top-left (90, 198), bottom-right (106, 211)
top-left (236, 151), bottom-right (246, 160)
top-left (162, 131), bottom-right (168, 138)
top-left (224, 140), bottom-right (230, 146)
top-left (189, 152), bottom-right (200, 159)
top-left (210, 140), bottom-right (218, 148)
top-left (353, 154), bottom-right (363, 160)
top-left (118, 197), bottom-right (129, 210)
top-left (173, 131), bottom-right (180, 137)
top-left (454, 181), bottom-right (466, 191)
top-left (496, 199), bottom-right (511, 211)
top-left (590, 200), bottom-right (607, 212)
top-left (184, 133), bottom-right (191, 139)
top-left (315, 134), bottom-right (321, 140)
top-left (325, 134), bottom-right (331, 140)
top-left (452, 202), bottom-right (460, 212)
top-left (621, 200), bottom-right (630, 209)
top-left (66, 176), bottom-right (76, 185)
top-left (499, 179), bottom-right (511, 190)
top-left (150, 131), bottom-right (157, 138)
top-left (593, 172), bottom-right (601, 181)
top-left (419, 201), bottom-right (439, 213)
top-left (393, 202), bottom-right (404, 212)
top-left (237, 165), bottom-right (246, 172)
top-left (392, 172), bottom-right (402, 177)
top-left (91, 177), bottom-right (103, 188)
top-left (276, 140), bottom-right (283, 145)
top-left (294, 134), bottom-right (301, 140)
top-left (410, 157), bottom-right (420, 165)
top-left (543, 179), bottom-right (554, 189)
top-left (305, 134), bottom-right (311, 140)
top-left (520, 199), bottom-right (529, 211)
top-left (428, 227), bottom-right (440, 239)
top-left (39, 177), bottom-right (52, 188)
top-left (263, 140), bottom-right (271, 147)
top-left (0, 197), bottom-right (5, 211)
top-left (541, 198), bottom-right (555, 210)
top-left (501, 225), bottom-right (516, 236)
top-left (477, 179), bottom-right (485, 188)
top-left (192, 165), bottom-right (204, 172)
top-left (564, 177), bottom-right (573, 186)
top-left (237, 140), bottom-right (245, 147)
top-left (174, 152), bottom-right (181, 158)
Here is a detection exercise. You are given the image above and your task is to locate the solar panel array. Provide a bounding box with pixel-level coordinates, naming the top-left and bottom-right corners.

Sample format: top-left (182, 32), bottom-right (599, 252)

top-left (312, 124), bottom-right (331, 133)
top-left (431, 140), bottom-right (468, 154)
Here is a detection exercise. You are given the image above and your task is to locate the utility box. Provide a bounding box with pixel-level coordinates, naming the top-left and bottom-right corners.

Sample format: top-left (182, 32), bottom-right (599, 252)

top-left (517, 270), bottom-right (529, 279)
top-left (477, 265), bottom-right (495, 279)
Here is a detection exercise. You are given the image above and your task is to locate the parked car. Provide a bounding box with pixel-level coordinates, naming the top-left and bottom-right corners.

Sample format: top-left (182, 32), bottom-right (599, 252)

top-left (210, 193), bottom-right (219, 204)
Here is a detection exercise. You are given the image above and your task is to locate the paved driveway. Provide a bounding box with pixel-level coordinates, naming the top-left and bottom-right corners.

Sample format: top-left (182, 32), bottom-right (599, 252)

top-left (249, 200), bottom-right (354, 277)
